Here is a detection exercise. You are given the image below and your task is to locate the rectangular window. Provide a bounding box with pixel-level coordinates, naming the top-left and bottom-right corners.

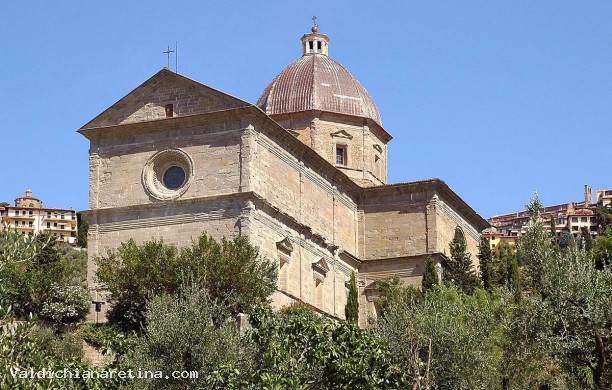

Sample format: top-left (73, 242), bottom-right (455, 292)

top-left (28, 222), bottom-right (32, 227)
top-left (279, 259), bottom-right (288, 291)
top-left (572, 217), bottom-right (578, 222)
top-left (336, 145), bottom-right (347, 165)
top-left (29, 211), bottom-right (33, 216)
top-left (54, 223), bottom-right (57, 228)
top-left (61, 214), bottom-right (65, 219)
top-left (60, 224), bottom-right (65, 230)
top-left (315, 279), bottom-right (323, 308)
top-left (581, 217), bottom-right (587, 223)
top-left (47, 222), bottom-right (50, 228)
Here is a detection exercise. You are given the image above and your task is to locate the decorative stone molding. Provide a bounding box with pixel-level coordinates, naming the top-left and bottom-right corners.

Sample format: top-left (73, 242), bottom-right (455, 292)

top-left (330, 130), bottom-right (353, 140)
top-left (142, 148), bottom-right (194, 201)
top-left (276, 237), bottom-right (294, 254)
top-left (373, 144), bottom-right (383, 154)
top-left (312, 257), bottom-right (330, 281)
top-left (276, 237), bottom-right (293, 265)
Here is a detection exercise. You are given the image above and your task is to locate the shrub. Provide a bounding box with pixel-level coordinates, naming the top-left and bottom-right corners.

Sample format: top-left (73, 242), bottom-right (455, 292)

top-left (40, 285), bottom-right (90, 323)
top-left (95, 233), bottom-right (277, 330)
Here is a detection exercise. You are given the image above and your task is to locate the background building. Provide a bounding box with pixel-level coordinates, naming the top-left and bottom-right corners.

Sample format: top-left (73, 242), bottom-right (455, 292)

top-left (0, 189), bottom-right (78, 244)
top-left (485, 185), bottom-right (610, 251)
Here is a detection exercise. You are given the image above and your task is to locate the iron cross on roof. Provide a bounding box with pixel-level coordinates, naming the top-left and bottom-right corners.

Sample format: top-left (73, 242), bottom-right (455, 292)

top-left (163, 45), bottom-right (175, 69)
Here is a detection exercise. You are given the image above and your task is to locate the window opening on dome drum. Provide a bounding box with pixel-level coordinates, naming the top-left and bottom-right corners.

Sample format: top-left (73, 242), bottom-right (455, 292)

top-left (336, 145), bottom-right (347, 166)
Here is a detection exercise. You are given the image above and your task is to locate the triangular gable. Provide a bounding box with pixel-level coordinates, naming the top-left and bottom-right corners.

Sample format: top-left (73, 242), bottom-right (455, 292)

top-left (312, 257), bottom-right (331, 277)
top-left (276, 237), bottom-right (294, 254)
top-left (330, 129), bottom-right (353, 140)
top-left (80, 68), bottom-right (251, 129)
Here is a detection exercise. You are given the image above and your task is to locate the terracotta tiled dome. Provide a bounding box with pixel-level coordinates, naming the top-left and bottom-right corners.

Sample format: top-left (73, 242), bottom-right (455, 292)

top-left (256, 30), bottom-right (382, 126)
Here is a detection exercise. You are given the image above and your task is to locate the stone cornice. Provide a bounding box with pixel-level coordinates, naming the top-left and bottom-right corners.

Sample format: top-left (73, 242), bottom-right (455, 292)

top-left (82, 191), bottom-right (254, 220)
top-left (269, 110), bottom-right (392, 142)
top-left (360, 252), bottom-right (446, 266)
top-left (78, 107), bottom-right (253, 141)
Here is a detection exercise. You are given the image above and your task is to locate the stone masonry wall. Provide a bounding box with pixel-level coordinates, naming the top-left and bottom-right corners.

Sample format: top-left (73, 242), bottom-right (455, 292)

top-left (360, 190), bottom-right (432, 260)
top-left (89, 121), bottom-right (243, 210)
top-left (251, 125), bottom-right (359, 256)
top-left (271, 112), bottom-right (388, 186)
top-left (248, 207), bottom-right (355, 318)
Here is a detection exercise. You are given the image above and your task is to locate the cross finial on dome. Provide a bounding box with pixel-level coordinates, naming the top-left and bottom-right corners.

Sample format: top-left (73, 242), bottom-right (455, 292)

top-left (311, 16), bottom-right (318, 33)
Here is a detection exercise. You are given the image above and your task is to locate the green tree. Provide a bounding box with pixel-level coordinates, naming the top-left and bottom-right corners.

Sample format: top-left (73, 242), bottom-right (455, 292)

top-left (596, 204), bottom-right (612, 232)
top-left (374, 275), bottom-right (421, 317)
top-left (344, 271), bottom-right (359, 323)
top-left (517, 195), bottom-right (555, 295)
top-left (478, 237), bottom-right (496, 289)
top-left (444, 227), bottom-right (480, 294)
top-left (0, 232), bottom-right (89, 322)
top-left (95, 233), bottom-right (277, 330)
top-left (559, 231), bottom-right (574, 251)
top-left (422, 256), bottom-right (439, 292)
top-left (580, 226), bottom-right (594, 252)
top-left (77, 212), bottom-right (89, 248)
top-left (375, 284), bottom-right (506, 389)
top-left (0, 232), bottom-right (116, 389)
top-left (594, 226), bottom-right (612, 269)
top-left (495, 241), bottom-right (512, 286)
top-left (550, 215), bottom-right (558, 240)
top-left (248, 303), bottom-right (406, 389)
top-left (120, 284), bottom-right (254, 390)
top-left (519, 202), bottom-right (612, 389)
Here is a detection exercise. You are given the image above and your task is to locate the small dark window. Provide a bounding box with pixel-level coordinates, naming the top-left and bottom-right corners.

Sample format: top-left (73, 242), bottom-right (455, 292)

top-left (165, 104), bottom-right (174, 118)
top-left (317, 41), bottom-right (322, 52)
top-left (309, 41), bottom-right (314, 53)
top-left (163, 166), bottom-right (186, 189)
top-left (336, 145), bottom-right (347, 166)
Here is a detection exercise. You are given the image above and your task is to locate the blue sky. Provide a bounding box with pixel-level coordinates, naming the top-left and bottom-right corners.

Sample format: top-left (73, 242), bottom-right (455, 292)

top-left (1, 2), bottom-right (610, 218)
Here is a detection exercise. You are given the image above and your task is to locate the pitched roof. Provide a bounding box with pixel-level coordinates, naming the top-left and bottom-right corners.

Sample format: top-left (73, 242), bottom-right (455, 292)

top-left (80, 68), bottom-right (251, 130)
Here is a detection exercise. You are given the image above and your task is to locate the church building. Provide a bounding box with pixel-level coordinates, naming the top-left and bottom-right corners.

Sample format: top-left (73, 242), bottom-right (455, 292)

top-left (80, 26), bottom-right (488, 325)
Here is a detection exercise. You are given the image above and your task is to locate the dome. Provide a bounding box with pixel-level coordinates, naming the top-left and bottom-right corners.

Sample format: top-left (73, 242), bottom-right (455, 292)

top-left (256, 30), bottom-right (382, 126)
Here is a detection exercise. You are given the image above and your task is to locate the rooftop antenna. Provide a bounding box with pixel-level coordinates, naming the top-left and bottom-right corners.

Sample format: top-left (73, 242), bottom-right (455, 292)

top-left (163, 45), bottom-right (174, 69)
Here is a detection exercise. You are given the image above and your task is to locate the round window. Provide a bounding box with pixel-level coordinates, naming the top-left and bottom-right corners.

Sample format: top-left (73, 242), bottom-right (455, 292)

top-left (142, 149), bottom-right (194, 200)
top-left (163, 166), bottom-right (186, 189)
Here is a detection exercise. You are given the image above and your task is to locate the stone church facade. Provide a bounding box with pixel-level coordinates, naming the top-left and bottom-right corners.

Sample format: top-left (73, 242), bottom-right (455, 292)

top-left (80, 27), bottom-right (488, 326)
